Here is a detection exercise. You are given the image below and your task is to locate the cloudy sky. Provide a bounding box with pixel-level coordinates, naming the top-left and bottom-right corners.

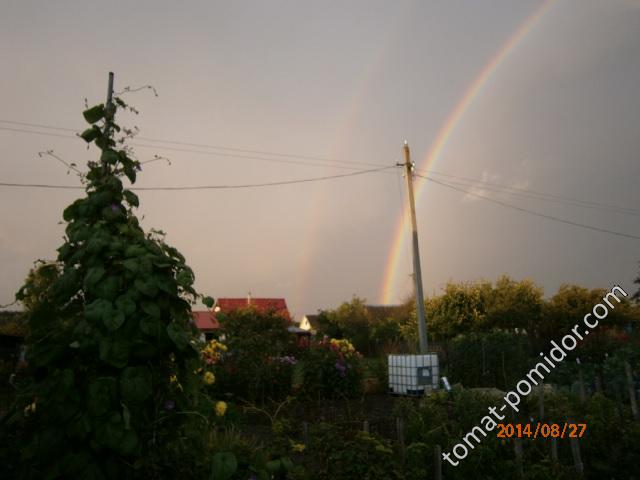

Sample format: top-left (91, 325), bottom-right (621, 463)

top-left (1, 0), bottom-right (639, 318)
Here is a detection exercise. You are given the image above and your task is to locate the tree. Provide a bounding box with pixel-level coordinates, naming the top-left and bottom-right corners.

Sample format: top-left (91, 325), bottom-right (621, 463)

top-left (486, 276), bottom-right (543, 334)
top-left (3, 80), bottom-right (214, 479)
top-left (17, 260), bottom-right (62, 312)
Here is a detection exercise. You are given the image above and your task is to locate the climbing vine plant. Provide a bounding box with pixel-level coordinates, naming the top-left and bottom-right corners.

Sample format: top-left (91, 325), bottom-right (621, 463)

top-left (6, 77), bottom-right (214, 479)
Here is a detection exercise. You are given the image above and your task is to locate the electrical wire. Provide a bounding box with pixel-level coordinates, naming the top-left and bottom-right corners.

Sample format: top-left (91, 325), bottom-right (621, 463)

top-left (2, 119), bottom-right (639, 216)
top-left (0, 165), bottom-right (395, 191)
top-left (0, 120), bottom-right (386, 170)
top-left (417, 174), bottom-right (640, 241)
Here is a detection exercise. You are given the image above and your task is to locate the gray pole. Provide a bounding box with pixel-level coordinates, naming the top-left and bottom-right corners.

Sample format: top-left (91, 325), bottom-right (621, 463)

top-left (101, 72), bottom-right (115, 175)
top-left (400, 141), bottom-right (428, 353)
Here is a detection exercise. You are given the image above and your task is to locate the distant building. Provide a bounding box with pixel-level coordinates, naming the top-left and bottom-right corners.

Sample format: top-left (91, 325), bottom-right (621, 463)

top-left (191, 294), bottom-right (293, 340)
top-left (297, 314), bottom-right (319, 333)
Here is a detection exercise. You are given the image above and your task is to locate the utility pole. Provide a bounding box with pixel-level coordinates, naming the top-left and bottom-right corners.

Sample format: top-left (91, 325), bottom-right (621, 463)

top-left (101, 72), bottom-right (115, 175)
top-left (398, 141), bottom-right (428, 353)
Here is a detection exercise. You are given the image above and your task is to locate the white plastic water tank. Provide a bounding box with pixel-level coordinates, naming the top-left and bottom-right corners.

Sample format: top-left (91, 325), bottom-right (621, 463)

top-left (388, 353), bottom-right (439, 395)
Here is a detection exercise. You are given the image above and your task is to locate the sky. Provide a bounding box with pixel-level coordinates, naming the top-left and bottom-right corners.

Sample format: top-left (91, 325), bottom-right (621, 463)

top-left (1, 0), bottom-right (639, 319)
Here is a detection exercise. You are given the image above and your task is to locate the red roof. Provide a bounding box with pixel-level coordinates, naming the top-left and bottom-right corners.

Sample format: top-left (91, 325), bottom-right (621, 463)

top-left (191, 311), bottom-right (219, 331)
top-left (192, 298), bottom-right (291, 332)
top-left (217, 298), bottom-right (291, 321)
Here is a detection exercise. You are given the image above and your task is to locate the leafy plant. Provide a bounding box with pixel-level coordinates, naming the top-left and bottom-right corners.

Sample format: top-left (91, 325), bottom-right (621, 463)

top-left (2, 82), bottom-right (215, 479)
top-left (216, 307), bottom-right (298, 403)
top-left (299, 338), bottom-right (363, 399)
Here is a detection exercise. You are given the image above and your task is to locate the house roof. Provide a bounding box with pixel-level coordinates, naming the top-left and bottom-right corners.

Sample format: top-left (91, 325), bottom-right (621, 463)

top-left (301, 314), bottom-right (320, 330)
top-left (216, 297), bottom-right (291, 321)
top-left (192, 298), bottom-right (291, 332)
top-left (191, 311), bottom-right (219, 331)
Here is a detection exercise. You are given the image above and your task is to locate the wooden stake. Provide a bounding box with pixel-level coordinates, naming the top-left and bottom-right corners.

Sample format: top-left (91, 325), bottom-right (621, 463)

top-left (396, 417), bottom-right (406, 462)
top-left (570, 436), bottom-right (584, 476)
top-left (514, 438), bottom-right (524, 479)
top-left (578, 366), bottom-right (586, 403)
top-left (624, 361), bottom-right (639, 421)
top-left (434, 445), bottom-right (442, 480)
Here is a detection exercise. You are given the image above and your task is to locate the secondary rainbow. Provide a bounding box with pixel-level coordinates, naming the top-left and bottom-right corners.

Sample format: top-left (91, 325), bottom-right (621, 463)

top-left (380, 1), bottom-right (554, 304)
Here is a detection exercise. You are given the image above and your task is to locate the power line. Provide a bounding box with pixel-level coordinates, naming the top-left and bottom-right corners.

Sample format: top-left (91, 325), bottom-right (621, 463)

top-left (0, 165), bottom-right (395, 191)
top-left (0, 120), bottom-right (386, 170)
top-left (417, 174), bottom-right (640, 241)
top-left (424, 176), bottom-right (640, 217)
top-left (418, 167), bottom-right (640, 216)
top-left (2, 119), bottom-right (639, 216)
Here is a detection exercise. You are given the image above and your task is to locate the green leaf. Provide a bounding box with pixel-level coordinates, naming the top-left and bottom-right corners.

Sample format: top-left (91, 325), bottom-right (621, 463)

top-left (123, 190), bottom-right (139, 207)
top-left (120, 366), bottom-right (152, 404)
top-left (167, 322), bottom-right (190, 350)
top-left (95, 413), bottom-right (124, 450)
top-left (210, 452), bottom-right (237, 480)
top-left (84, 266), bottom-right (106, 288)
top-left (123, 163), bottom-right (137, 184)
top-left (118, 429), bottom-right (139, 456)
top-left (176, 268), bottom-right (194, 288)
top-left (135, 278), bottom-right (158, 297)
top-left (88, 377), bottom-right (116, 416)
top-left (203, 296), bottom-right (215, 308)
top-left (140, 317), bottom-right (162, 338)
top-left (130, 340), bottom-right (158, 359)
top-left (54, 268), bottom-right (80, 299)
top-left (121, 403), bottom-right (131, 430)
top-left (83, 104), bottom-right (105, 124)
top-left (80, 126), bottom-right (101, 143)
top-left (66, 414), bottom-right (92, 440)
top-left (115, 295), bottom-right (136, 316)
top-left (266, 459), bottom-right (282, 474)
top-left (85, 299), bottom-right (113, 323)
top-left (95, 276), bottom-right (119, 300)
top-left (103, 310), bottom-right (125, 331)
top-left (99, 338), bottom-right (130, 368)
top-left (100, 149), bottom-right (119, 165)
top-left (122, 258), bottom-right (139, 273)
top-left (125, 245), bottom-right (147, 257)
top-left (280, 456), bottom-right (293, 471)
top-left (156, 275), bottom-right (178, 295)
top-left (57, 243), bottom-right (72, 261)
top-left (63, 200), bottom-right (82, 221)
top-left (141, 301), bottom-right (161, 318)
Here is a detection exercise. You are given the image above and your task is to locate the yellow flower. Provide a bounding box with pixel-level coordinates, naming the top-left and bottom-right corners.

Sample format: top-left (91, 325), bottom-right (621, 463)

top-left (23, 402), bottom-right (36, 416)
top-left (215, 401), bottom-right (227, 417)
top-left (203, 371), bottom-right (215, 385)
top-left (169, 374), bottom-right (178, 383)
top-left (291, 443), bottom-right (306, 453)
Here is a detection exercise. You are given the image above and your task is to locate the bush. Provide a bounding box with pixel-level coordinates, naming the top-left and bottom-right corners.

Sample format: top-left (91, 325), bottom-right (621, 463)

top-left (299, 338), bottom-right (363, 399)
top-left (447, 331), bottom-right (531, 390)
top-left (308, 423), bottom-right (401, 480)
top-left (216, 307), bottom-right (299, 403)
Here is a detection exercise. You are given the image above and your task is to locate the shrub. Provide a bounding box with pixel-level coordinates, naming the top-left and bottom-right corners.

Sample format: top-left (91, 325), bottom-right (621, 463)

top-left (447, 331), bottom-right (531, 390)
top-left (216, 307), bottom-right (299, 403)
top-left (308, 423), bottom-right (401, 480)
top-left (299, 338), bottom-right (363, 399)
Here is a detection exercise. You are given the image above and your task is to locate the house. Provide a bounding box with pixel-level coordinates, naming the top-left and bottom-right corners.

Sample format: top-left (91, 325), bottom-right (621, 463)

top-left (191, 294), bottom-right (293, 340)
top-left (191, 310), bottom-right (219, 341)
top-left (216, 295), bottom-right (291, 321)
top-left (297, 314), bottom-right (319, 333)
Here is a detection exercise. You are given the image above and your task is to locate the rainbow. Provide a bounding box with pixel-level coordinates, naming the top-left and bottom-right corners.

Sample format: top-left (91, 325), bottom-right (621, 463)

top-left (380, 0), bottom-right (554, 304)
